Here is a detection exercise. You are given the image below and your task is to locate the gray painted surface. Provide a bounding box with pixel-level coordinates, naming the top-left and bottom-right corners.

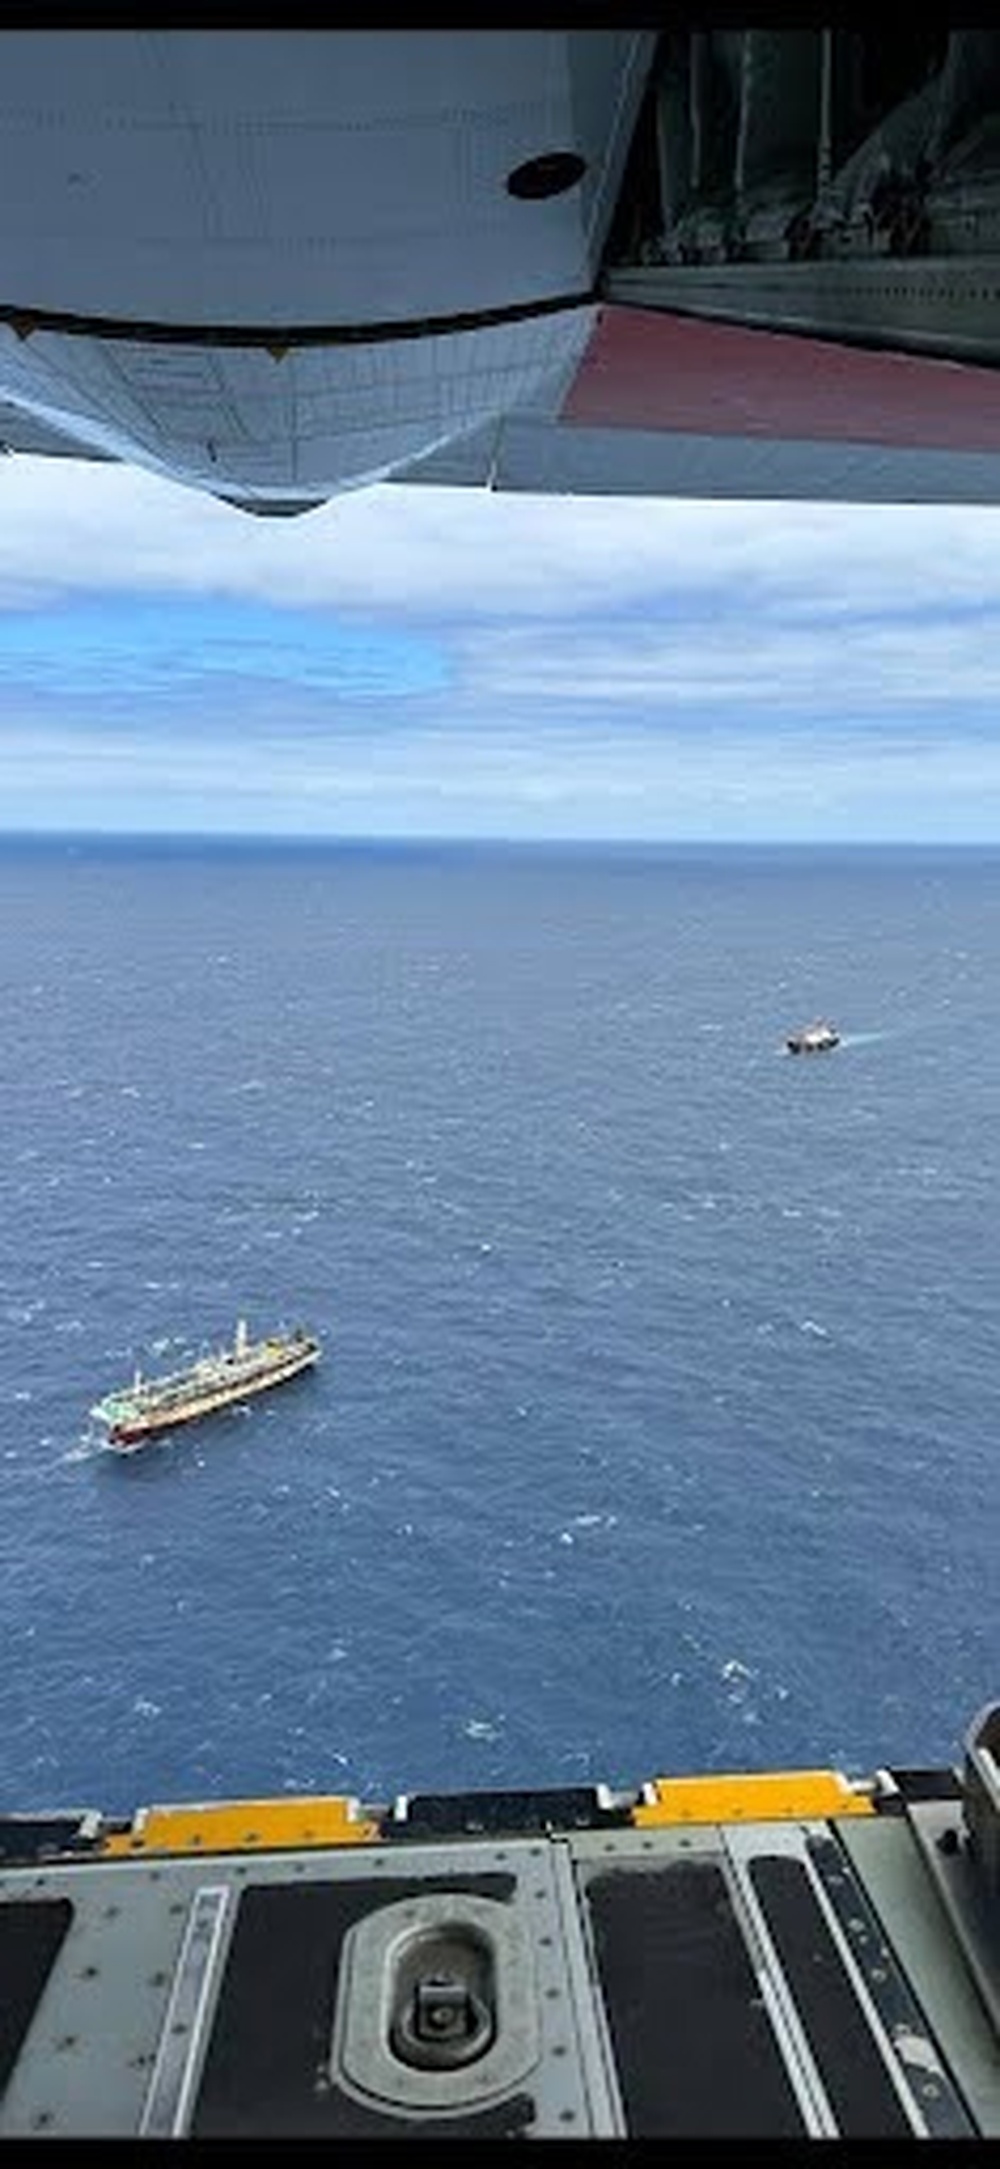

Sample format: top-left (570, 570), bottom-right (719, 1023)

top-left (839, 1814), bottom-right (1000, 2138)
top-left (606, 258), bottom-right (1000, 368)
top-left (396, 414), bottom-right (1000, 505)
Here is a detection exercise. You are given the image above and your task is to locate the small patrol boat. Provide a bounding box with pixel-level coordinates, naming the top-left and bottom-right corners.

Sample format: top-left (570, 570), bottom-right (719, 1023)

top-left (786, 1019), bottom-right (840, 1055)
top-left (91, 1320), bottom-right (320, 1452)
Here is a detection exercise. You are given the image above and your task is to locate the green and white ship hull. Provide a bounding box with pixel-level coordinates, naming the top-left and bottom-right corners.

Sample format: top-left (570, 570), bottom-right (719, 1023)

top-left (91, 1322), bottom-right (320, 1452)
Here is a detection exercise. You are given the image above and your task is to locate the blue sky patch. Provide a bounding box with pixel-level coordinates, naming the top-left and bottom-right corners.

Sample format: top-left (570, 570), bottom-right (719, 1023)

top-left (0, 597), bottom-right (449, 709)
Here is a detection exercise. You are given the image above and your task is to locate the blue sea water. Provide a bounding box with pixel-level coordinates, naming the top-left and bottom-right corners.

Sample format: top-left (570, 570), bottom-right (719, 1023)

top-left (1, 836), bottom-right (999, 1816)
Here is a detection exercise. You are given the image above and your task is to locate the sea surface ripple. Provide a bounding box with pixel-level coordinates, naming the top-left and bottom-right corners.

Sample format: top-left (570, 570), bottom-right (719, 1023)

top-left (1, 837), bottom-right (998, 1811)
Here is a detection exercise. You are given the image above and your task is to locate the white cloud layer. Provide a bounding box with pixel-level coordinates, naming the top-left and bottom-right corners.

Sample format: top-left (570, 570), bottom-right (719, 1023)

top-left (4, 457), bottom-right (1000, 627)
top-left (3, 457), bottom-right (1000, 838)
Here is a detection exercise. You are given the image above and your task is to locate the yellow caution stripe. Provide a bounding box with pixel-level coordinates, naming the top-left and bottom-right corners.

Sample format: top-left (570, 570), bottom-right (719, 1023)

top-left (634, 1769), bottom-right (874, 1826)
top-left (100, 1794), bottom-right (379, 1856)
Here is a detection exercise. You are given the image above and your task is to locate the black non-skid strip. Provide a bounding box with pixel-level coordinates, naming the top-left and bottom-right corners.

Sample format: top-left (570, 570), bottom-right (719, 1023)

top-left (750, 1856), bottom-right (912, 2136)
top-left (585, 1860), bottom-right (804, 2136)
top-left (385, 1786), bottom-right (630, 1840)
top-left (192, 1874), bottom-right (530, 2139)
top-left (806, 1834), bottom-right (972, 2138)
top-left (0, 1900), bottom-right (73, 2096)
top-left (0, 1816), bottom-right (93, 1866)
top-left (887, 1766), bottom-right (963, 1804)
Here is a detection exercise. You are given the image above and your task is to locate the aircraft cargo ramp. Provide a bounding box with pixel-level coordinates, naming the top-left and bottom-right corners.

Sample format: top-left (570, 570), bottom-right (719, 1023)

top-left (4, 1706), bottom-right (1000, 2138)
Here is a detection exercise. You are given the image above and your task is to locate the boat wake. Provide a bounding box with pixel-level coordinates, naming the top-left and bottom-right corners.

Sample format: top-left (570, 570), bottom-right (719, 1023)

top-left (62, 1431), bottom-right (101, 1464)
top-left (777, 1028), bottom-right (887, 1055)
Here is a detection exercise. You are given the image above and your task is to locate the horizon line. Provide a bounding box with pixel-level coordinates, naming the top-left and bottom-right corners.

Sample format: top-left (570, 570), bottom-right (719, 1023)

top-left (1, 828), bottom-right (999, 852)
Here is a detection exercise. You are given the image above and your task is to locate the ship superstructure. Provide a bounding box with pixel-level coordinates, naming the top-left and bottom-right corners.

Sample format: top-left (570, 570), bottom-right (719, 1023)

top-left (90, 1322), bottom-right (319, 1452)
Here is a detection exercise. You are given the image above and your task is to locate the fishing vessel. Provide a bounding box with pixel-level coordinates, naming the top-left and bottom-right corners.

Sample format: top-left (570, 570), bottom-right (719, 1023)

top-left (91, 1321), bottom-right (320, 1452)
top-left (786, 1020), bottom-right (841, 1055)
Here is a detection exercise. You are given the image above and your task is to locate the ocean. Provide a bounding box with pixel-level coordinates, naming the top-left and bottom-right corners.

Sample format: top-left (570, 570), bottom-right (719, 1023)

top-left (1, 836), bottom-right (998, 1816)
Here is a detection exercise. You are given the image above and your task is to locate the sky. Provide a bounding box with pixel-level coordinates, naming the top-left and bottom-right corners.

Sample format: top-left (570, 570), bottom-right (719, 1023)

top-left (3, 455), bottom-right (1000, 841)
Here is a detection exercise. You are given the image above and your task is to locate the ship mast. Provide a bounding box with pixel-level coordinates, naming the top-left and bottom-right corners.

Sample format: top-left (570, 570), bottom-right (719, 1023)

top-left (236, 1319), bottom-right (248, 1356)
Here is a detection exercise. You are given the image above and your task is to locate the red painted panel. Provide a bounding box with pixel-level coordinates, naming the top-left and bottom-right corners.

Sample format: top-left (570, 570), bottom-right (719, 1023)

top-left (562, 305), bottom-right (1000, 453)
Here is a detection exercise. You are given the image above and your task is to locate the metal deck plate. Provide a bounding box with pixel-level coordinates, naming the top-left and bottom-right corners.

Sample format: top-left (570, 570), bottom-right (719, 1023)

top-left (0, 1842), bottom-right (594, 2138)
top-left (0, 1815), bottom-right (994, 2137)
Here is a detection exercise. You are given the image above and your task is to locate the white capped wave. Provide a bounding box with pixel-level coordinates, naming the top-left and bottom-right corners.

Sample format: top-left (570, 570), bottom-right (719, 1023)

top-left (463, 1717), bottom-right (502, 1742)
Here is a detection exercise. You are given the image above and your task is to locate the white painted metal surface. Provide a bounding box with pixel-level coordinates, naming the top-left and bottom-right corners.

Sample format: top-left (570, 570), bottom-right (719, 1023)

top-left (0, 31), bottom-right (646, 323)
top-left (0, 310), bottom-right (595, 500)
top-left (0, 31), bottom-right (649, 506)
